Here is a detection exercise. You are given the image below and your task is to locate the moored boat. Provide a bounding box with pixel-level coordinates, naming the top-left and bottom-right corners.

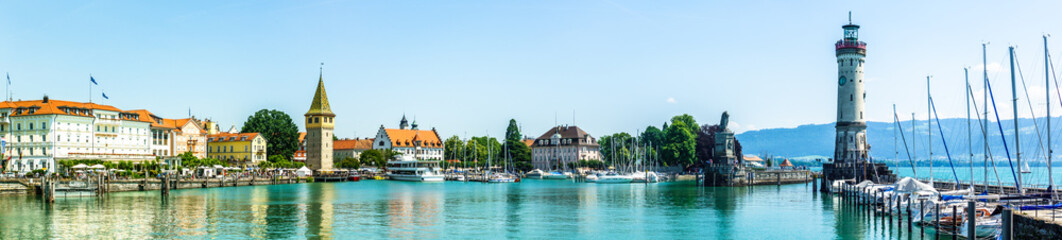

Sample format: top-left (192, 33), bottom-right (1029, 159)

top-left (386, 155), bottom-right (445, 182)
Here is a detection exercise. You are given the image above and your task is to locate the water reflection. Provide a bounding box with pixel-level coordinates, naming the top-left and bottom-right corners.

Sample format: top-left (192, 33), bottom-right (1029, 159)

top-left (0, 180), bottom-right (931, 239)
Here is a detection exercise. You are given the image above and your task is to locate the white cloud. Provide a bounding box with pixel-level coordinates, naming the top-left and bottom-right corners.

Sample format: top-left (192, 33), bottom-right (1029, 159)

top-left (666, 97), bottom-right (677, 104)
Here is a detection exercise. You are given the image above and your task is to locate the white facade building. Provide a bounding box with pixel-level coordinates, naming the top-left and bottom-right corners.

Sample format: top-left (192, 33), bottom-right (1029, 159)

top-left (530, 125), bottom-right (601, 170)
top-left (1, 97), bottom-right (154, 173)
top-left (372, 117), bottom-right (443, 160)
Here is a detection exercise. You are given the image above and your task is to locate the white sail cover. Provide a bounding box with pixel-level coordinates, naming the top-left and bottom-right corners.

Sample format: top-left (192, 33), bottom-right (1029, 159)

top-left (854, 180), bottom-right (876, 188)
top-left (893, 177), bottom-right (937, 194)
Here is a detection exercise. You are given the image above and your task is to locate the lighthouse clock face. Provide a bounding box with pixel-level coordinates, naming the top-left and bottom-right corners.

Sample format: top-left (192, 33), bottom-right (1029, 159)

top-left (839, 76), bottom-right (847, 86)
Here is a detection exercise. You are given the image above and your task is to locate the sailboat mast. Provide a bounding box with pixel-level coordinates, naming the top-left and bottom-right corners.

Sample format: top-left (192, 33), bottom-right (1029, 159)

top-left (984, 43), bottom-right (991, 191)
top-left (1047, 35), bottom-right (1056, 200)
top-left (928, 76), bottom-right (934, 184)
top-left (913, 112), bottom-right (917, 178)
top-left (1010, 46), bottom-right (1024, 195)
top-left (966, 67), bottom-right (973, 189)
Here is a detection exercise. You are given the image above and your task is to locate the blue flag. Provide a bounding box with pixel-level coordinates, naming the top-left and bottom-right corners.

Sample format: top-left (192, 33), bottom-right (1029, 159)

top-left (102, 93), bottom-right (109, 99)
top-left (91, 76), bottom-right (98, 85)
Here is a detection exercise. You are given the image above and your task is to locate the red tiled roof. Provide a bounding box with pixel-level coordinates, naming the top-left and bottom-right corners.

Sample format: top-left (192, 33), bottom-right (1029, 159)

top-left (0, 99), bottom-right (151, 123)
top-left (384, 129), bottom-right (443, 148)
top-left (335, 138), bottom-right (374, 150)
top-left (207, 132), bottom-right (261, 142)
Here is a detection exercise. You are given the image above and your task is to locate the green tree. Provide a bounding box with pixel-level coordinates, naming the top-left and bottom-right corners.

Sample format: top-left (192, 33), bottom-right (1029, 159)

top-left (641, 126), bottom-right (664, 148)
top-left (359, 149), bottom-right (389, 168)
top-left (661, 121), bottom-right (697, 167)
top-left (505, 119), bottom-right (522, 143)
top-left (336, 157), bottom-right (360, 169)
top-left (506, 139), bottom-right (532, 172)
top-left (241, 109), bottom-right (300, 161)
top-left (669, 114), bottom-right (699, 137)
top-left (444, 136), bottom-right (465, 160)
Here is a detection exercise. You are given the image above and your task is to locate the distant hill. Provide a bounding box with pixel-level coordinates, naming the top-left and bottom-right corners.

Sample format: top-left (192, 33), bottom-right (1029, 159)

top-left (737, 117), bottom-right (1062, 162)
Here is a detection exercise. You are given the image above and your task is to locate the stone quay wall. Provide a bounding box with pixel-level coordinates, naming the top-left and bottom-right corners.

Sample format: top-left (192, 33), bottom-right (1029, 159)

top-left (1014, 211), bottom-right (1062, 240)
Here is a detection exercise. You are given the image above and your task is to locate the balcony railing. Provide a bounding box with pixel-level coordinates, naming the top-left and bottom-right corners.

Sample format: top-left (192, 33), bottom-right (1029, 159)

top-left (835, 40), bottom-right (867, 50)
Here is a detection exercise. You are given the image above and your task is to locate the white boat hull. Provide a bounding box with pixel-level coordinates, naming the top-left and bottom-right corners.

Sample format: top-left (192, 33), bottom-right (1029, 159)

top-left (388, 174), bottom-right (445, 182)
top-left (596, 176), bottom-right (633, 184)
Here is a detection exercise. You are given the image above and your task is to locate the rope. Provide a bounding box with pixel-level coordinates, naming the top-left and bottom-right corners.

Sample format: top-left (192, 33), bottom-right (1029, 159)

top-left (986, 68), bottom-right (1022, 190)
top-left (894, 112), bottom-right (918, 175)
top-left (930, 97), bottom-right (963, 186)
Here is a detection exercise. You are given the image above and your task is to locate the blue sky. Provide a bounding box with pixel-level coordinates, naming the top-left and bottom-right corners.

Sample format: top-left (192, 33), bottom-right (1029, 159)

top-left (2, 1), bottom-right (1061, 139)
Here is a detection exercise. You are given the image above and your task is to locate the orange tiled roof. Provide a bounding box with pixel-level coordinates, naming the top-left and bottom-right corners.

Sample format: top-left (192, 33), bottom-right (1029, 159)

top-left (335, 138), bottom-right (374, 150)
top-left (384, 129), bottom-right (443, 148)
top-left (207, 132), bottom-right (261, 142)
top-left (128, 109), bottom-right (174, 129)
top-left (0, 99), bottom-right (151, 123)
top-left (298, 132), bottom-right (306, 143)
top-left (522, 139), bottom-right (535, 148)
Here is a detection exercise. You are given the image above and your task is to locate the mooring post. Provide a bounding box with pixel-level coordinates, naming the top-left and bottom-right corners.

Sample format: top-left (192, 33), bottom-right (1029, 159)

top-left (162, 175), bottom-right (170, 196)
top-left (906, 197), bottom-right (912, 233)
top-left (1001, 208), bottom-right (1013, 240)
top-left (952, 206), bottom-right (958, 240)
top-left (967, 201), bottom-right (976, 239)
top-left (920, 200), bottom-right (925, 237)
top-left (934, 203), bottom-right (941, 239)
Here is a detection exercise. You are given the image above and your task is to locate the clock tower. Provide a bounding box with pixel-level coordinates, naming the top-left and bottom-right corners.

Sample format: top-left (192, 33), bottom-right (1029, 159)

top-left (834, 15), bottom-right (867, 164)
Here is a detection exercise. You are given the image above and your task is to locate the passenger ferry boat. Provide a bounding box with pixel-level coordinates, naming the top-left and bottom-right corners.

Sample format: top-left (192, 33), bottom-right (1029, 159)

top-left (386, 155), bottom-right (445, 182)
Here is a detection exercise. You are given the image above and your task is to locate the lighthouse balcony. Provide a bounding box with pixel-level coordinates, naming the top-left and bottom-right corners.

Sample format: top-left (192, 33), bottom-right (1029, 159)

top-left (835, 40), bottom-right (866, 50)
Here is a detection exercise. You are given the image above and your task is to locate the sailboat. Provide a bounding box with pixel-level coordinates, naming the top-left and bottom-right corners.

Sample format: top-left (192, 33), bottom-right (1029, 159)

top-left (1021, 161), bottom-right (1032, 174)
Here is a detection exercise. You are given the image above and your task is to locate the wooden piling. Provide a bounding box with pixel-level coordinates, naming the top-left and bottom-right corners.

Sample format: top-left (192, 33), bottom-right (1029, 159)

top-left (906, 197), bottom-right (912, 233)
top-left (1001, 208), bottom-right (1013, 240)
top-left (952, 206), bottom-right (958, 240)
top-left (920, 200), bottom-right (925, 237)
top-left (934, 203), bottom-right (940, 239)
top-left (966, 201), bottom-right (975, 240)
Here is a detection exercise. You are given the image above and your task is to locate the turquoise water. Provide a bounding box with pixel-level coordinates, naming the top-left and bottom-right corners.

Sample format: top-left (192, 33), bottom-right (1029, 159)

top-left (892, 166), bottom-right (1062, 188)
top-left (0, 180), bottom-right (941, 239)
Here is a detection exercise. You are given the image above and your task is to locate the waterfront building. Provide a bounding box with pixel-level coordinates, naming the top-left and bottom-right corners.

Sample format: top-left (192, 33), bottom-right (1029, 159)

top-left (293, 132), bottom-right (306, 162)
top-left (372, 117), bottom-right (443, 160)
top-left (166, 118), bottom-right (207, 159)
top-left (334, 138), bottom-right (374, 160)
top-left (530, 125), bottom-right (601, 170)
top-left (131, 110), bottom-right (176, 158)
top-left (206, 132), bottom-right (267, 166)
top-left (304, 72), bottom-right (335, 171)
top-left (0, 97), bottom-right (154, 173)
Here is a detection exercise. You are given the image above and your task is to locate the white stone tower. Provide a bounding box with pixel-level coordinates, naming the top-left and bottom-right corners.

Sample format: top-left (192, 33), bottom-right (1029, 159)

top-left (305, 69), bottom-right (335, 171)
top-left (834, 15), bottom-right (868, 164)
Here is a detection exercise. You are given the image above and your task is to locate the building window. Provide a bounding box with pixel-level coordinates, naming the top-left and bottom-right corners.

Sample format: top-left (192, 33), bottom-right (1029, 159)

top-left (28, 123), bottom-right (33, 130)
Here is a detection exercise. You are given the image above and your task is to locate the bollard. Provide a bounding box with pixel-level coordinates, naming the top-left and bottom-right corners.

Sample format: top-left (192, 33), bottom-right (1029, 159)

top-left (1001, 208), bottom-right (1013, 240)
top-left (920, 200), bottom-right (925, 237)
top-left (966, 201), bottom-right (975, 240)
top-left (934, 203), bottom-right (940, 239)
top-left (906, 197), bottom-right (912, 233)
top-left (952, 206), bottom-right (958, 240)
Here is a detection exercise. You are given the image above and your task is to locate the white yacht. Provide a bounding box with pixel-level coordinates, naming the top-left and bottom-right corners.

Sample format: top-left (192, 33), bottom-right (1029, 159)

top-left (595, 172), bottom-right (633, 184)
top-left (386, 155), bottom-right (445, 182)
top-left (542, 171), bottom-right (572, 180)
top-left (525, 169), bottom-right (544, 179)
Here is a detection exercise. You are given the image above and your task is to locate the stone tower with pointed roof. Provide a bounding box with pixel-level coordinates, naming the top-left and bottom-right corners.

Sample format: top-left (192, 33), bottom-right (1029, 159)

top-left (305, 72), bottom-right (335, 171)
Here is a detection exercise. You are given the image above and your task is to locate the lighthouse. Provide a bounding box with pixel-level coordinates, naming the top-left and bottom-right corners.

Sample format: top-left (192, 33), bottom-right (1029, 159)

top-left (834, 14), bottom-right (867, 164)
top-left (821, 13), bottom-right (895, 191)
